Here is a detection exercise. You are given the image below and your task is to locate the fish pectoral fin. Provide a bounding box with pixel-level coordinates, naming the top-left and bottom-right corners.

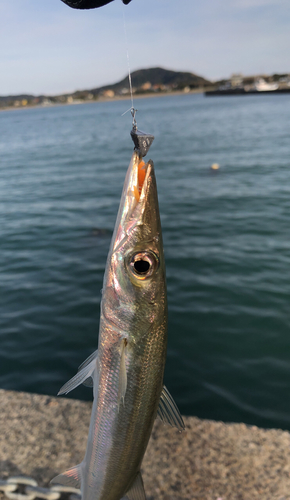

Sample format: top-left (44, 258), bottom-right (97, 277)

top-left (124, 471), bottom-right (146, 500)
top-left (78, 349), bottom-right (98, 370)
top-left (157, 385), bottom-right (185, 432)
top-left (50, 464), bottom-right (82, 489)
top-left (58, 350), bottom-right (99, 395)
top-left (118, 339), bottom-right (128, 407)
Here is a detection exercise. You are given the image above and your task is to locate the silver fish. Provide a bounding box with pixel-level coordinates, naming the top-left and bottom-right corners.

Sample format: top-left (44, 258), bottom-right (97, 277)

top-left (52, 151), bottom-right (184, 500)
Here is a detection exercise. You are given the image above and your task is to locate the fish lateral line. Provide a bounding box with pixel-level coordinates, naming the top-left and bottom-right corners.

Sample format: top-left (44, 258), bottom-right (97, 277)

top-left (118, 337), bottom-right (129, 409)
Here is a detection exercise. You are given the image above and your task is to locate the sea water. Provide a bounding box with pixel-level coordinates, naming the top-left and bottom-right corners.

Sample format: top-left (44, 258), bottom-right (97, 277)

top-left (1, 93), bottom-right (290, 429)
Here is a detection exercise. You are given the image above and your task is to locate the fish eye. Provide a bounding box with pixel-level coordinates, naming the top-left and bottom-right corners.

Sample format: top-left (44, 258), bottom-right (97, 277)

top-left (134, 259), bottom-right (150, 274)
top-left (129, 251), bottom-right (159, 280)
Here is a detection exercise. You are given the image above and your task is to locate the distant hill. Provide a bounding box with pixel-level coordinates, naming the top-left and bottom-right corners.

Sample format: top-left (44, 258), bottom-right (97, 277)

top-left (2, 69), bottom-right (290, 109)
top-left (92, 67), bottom-right (212, 95)
top-left (0, 94), bottom-right (37, 105)
top-left (0, 67), bottom-right (212, 109)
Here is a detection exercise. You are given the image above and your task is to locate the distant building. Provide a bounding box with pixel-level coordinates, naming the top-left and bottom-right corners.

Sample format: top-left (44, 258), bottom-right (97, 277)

top-left (230, 73), bottom-right (243, 88)
top-left (103, 90), bottom-right (115, 98)
top-left (141, 82), bottom-right (152, 91)
top-left (152, 84), bottom-right (169, 92)
top-left (42, 98), bottom-right (53, 106)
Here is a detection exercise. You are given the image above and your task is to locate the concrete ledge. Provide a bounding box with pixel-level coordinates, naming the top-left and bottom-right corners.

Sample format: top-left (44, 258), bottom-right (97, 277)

top-left (0, 389), bottom-right (289, 499)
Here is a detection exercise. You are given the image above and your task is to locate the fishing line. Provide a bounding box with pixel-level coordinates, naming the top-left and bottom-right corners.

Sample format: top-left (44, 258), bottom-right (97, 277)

top-left (122, 5), bottom-right (137, 128)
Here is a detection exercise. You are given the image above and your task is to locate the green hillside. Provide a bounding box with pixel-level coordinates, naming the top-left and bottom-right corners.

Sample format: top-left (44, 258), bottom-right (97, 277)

top-left (93, 67), bottom-right (212, 94)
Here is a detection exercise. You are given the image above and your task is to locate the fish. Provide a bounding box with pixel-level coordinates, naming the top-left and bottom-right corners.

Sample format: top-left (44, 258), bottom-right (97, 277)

top-left (52, 150), bottom-right (185, 500)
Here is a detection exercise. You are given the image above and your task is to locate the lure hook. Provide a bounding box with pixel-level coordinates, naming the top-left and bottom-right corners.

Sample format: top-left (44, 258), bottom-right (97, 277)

top-left (123, 106), bottom-right (154, 158)
top-left (131, 107), bottom-right (138, 130)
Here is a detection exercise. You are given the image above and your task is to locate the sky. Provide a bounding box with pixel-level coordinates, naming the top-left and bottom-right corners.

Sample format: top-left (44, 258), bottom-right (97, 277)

top-left (1, 0), bottom-right (290, 95)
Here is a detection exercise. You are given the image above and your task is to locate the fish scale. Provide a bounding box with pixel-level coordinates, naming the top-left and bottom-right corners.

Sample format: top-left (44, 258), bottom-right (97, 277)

top-left (52, 151), bottom-right (184, 500)
top-left (95, 329), bottom-right (166, 499)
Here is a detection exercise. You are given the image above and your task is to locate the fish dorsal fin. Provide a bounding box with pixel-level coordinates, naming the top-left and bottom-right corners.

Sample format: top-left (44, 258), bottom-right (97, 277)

top-left (50, 464), bottom-right (82, 489)
top-left (157, 385), bottom-right (185, 432)
top-left (58, 350), bottom-right (99, 395)
top-left (118, 339), bottom-right (128, 407)
top-left (125, 472), bottom-right (146, 500)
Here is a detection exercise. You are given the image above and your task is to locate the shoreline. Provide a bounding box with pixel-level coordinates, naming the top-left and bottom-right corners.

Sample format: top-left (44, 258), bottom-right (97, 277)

top-left (0, 88), bottom-right (205, 113)
top-left (0, 388), bottom-right (289, 499)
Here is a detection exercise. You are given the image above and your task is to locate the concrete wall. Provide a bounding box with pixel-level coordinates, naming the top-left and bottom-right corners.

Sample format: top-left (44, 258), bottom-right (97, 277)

top-left (0, 389), bottom-right (289, 500)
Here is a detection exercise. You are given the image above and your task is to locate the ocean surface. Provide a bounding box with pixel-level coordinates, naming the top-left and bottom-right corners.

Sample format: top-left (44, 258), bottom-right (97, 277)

top-left (1, 93), bottom-right (290, 430)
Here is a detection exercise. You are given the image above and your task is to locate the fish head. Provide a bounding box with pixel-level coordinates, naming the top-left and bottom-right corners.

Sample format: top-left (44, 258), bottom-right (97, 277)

top-left (102, 151), bottom-right (167, 337)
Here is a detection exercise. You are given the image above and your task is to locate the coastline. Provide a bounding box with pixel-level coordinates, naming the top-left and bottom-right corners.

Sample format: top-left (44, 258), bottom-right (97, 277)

top-left (0, 88), bottom-right (205, 113)
top-left (0, 389), bottom-right (289, 500)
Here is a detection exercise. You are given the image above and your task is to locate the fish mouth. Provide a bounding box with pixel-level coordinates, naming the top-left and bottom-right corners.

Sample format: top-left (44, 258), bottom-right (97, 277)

top-left (122, 150), bottom-right (152, 205)
top-left (110, 152), bottom-right (154, 253)
top-left (119, 151), bottom-right (152, 221)
top-left (133, 157), bottom-right (149, 202)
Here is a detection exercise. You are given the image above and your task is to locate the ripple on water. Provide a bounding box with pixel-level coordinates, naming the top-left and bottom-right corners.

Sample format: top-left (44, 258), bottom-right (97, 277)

top-left (1, 95), bottom-right (290, 428)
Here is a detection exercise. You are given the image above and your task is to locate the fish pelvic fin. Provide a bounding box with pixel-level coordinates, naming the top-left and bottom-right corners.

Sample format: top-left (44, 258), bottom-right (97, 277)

top-left (118, 338), bottom-right (128, 408)
top-left (124, 471), bottom-right (146, 500)
top-left (58, 350), bottom-right (99, 395)
top-left (157, 385), bottom-right (185, 432)
top-left (50, 464), bottom-right (82, 489)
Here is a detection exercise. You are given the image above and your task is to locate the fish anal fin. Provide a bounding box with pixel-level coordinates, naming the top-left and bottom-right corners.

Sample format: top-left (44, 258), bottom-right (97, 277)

top-left (50, 464), bottom-right (82, 489)
top-left (125, 471), bottom-right (146, 500)
top-left (157, 385), bottom-right (185, 432)
top-left (118, 338), bottom-right (128, 407)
